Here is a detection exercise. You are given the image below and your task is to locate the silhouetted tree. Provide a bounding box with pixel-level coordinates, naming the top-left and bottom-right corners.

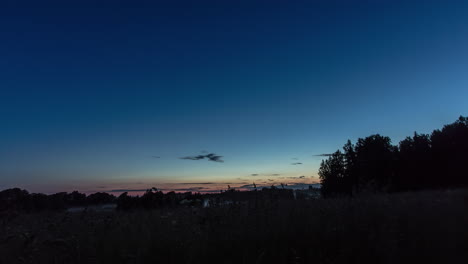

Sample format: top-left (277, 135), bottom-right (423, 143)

top-left (87, 192), bottom-right (115, 205)
top-left (354, 134), bottom-right (397, 192)
top-left (0, 188), bottom-right (30, 211)
top-left (116, 192), bottom-right (134, 210)
top-left (164, 191), bottom-right (178, 207)
top-left (48, 192), bottom-right (69, 210)
top-left (67, 191), bottom-right (87, 206)
top-left (397, 132), bottom-right (432, 190)
top-left (319, 150), bottom-right (347, 197)
top-left (30, 193), bottom-right (49, 210)
top-left (343, 140), bottom-right (357, 195)
top-left (319, 116), bottom-right (468, 195)
top-left (430, 116), bottom-right (468, 187)
top-left (140, 188), bottom-right (164, 209)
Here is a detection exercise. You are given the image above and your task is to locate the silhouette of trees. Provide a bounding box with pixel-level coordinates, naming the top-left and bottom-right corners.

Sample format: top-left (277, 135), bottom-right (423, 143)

top-left (319, 116), bottom-right (468, 196)
top-left (87, 192), bottom-right (115, 205)
top-left (0, 189), bottom-right (115, 212)
top-left (430, 116), bottom-right (468, 188)
top-left (68, 191), bottom-right (87, 206)
top-left (319, 151), bottom-right (347, 197)
top-left (0, 188), bottom-right (31, 211)
top-left (115, 189), bottom-right (203, 210)
top-left (140, 188), bottom-right (164, 209)
top-left (354, 135), bottom-right (397, 192)
top-left (397, 132), bottom-right (432, 191)
top-left (116, 192), bottom-right (135, 210)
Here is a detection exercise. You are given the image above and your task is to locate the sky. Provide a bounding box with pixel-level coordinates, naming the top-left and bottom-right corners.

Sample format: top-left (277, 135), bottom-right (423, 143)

top-left (1, 0), bottom-right (467, 194)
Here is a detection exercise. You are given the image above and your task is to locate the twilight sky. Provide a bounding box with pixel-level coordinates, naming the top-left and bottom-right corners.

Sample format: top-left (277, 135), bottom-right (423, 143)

top-left (1, 0), bottom-right (467, 194)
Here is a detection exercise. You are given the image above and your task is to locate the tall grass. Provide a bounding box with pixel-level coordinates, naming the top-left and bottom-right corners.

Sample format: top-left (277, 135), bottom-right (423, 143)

top-left (1, 189), bottom-right (467, 264)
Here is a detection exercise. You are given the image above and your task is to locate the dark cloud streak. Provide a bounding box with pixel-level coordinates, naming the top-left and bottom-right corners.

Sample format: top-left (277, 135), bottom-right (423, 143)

top-left (180, 153), bottom-right (224, 163)
top-left (313, 154), bottom-right (333, 157)
top-left (178, 182), bottom-right (215, 185)
top-left (250, 173), bottom-right (281, 176)
top-left (110, 189), bottom-right (148, 192)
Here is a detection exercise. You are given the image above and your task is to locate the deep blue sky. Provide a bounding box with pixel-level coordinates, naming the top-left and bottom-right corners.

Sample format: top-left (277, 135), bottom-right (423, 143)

top-left (1, 0), bottom-right (467, 193)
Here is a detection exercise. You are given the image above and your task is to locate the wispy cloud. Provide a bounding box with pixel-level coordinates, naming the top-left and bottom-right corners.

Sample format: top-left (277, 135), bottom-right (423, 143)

top-left (286, 175), bottom-right (306, 179)
top-left (313, 153), bottom-right (332, 157)
top-left (109, 189), bottom-right (149, 193)
top-left (178, 182), bottom-right (216, 185)
top-left (173, 187), bottom-right (206, 192)
top-left (250, 173), bottom-right (281, 176)
top-left (291, 162), bottom-right (303, 165)
top-left (180, 155), bottom-right (206, 160)
top-left (180, 153), bottom-right (224, 162)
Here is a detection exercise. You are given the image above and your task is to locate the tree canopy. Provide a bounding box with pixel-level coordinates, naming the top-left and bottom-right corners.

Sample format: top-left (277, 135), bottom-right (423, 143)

top-left (319, 116), bottom-right (468, 196)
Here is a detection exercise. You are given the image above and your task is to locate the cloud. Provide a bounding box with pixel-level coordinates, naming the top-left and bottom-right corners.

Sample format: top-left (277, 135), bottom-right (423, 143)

top-left (250, 173), bottom-right (281, 176)
top-left (180, 155), bottom-right (206, 160)
top-left (313, 153), bottom-right (332, 157)
top-left (205, 153), bottom-right (224, 162)
top-left (291, 162), bottom-right (303, 165)
top-left (286, 176), bottom-right (306, 179)
top-left (292, 158), bottom-right (299, 160)
top-left (178, 182), bottom-right (215, 185)
top-left (152, 156), bottom-right (161, 158)
top-left (173, 187), bottom-right (206, 192)
top-left (109, 189), bottom-right (149, 193)
top-left (180, 153), bottom-right (224, 163)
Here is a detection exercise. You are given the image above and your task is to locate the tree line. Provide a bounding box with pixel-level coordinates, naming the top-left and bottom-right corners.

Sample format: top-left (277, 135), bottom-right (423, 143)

top-left (319, 116), bottom-right (468, 197)
top-left (0, 185), bottom-right (319, 212)
top-left (0, 188), bottom-right (116, 211)
top-left (0, 187), bottom-right (200, 212)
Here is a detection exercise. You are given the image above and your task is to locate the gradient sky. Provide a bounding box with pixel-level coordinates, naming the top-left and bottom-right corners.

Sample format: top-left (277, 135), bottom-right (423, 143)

top-left (1, 0), bottom-right (467, 194)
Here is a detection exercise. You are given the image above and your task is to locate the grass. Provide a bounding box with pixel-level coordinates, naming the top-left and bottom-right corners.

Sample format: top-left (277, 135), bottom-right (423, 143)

top-left (1, 189), bottom-right (467, 264)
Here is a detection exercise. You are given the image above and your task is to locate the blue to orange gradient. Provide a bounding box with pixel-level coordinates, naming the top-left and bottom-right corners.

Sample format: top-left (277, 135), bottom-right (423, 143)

top-left (1, 1), bottom-right (467, 194)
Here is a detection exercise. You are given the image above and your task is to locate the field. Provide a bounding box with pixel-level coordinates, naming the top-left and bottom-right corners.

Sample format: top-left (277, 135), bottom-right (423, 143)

top-left (1, 189), bottom-right (467, 264)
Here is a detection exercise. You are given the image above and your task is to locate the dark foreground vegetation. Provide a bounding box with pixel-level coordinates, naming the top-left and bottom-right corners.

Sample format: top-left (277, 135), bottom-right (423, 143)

top-left (1, 189), bottom-right (467, 264)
